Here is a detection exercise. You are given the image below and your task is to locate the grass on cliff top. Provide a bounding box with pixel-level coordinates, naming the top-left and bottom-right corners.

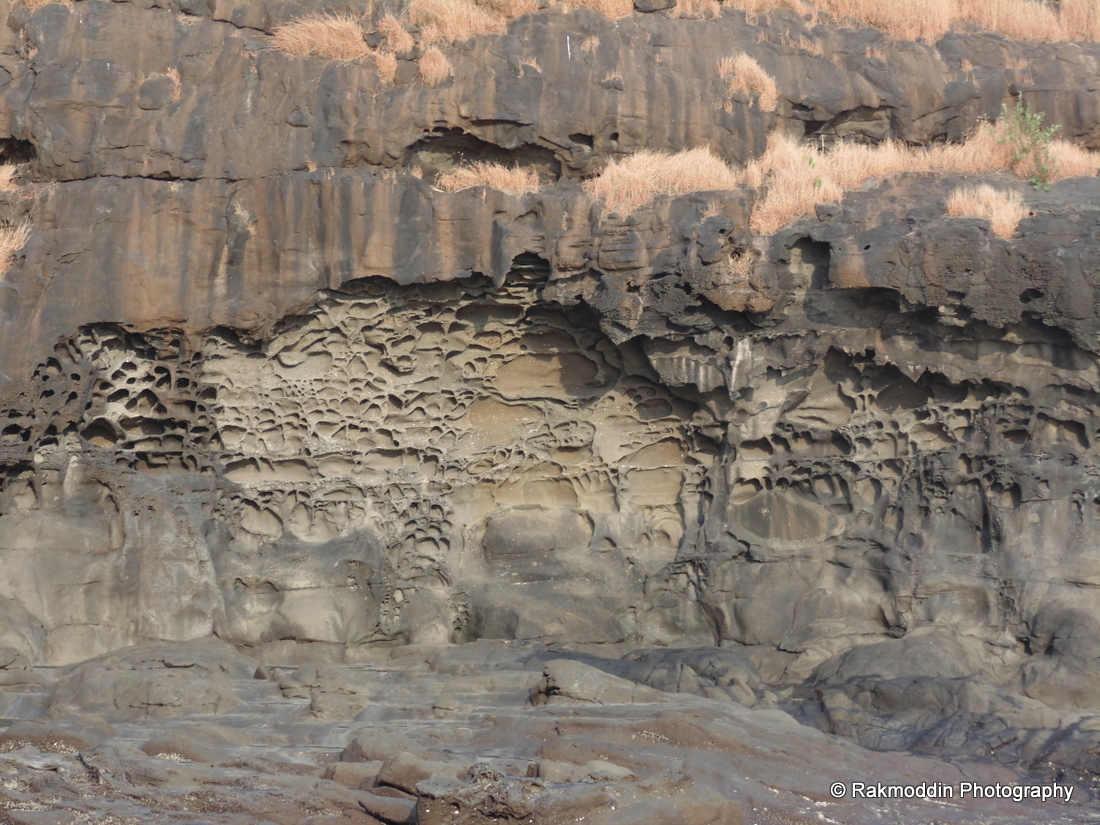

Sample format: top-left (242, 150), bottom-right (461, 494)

top-left (946, 185), bottom-right (1027, 238)
top-left (271, 13), bottom-right (398, 80)
top-left (585, 118), bottom-right (1100, 233)
top-left (407, 0), bottom-right (634, 43)
top-left (717, 54), bottom-right (779, 113)
top-left (436, 162), bottom-right (542, 194)
top-left (409, 0), bottom-right (1100, 41)
top-left (732, 0), bottom-right (1100, 42)
top-left (272, 0), bottom-right (1097, 74)
top-left (583, 149), bottom-right (742, 214)
top-left (744, 119), bottom-right (1100, 233)
top-left (272, 13), bottom-right (371, 60)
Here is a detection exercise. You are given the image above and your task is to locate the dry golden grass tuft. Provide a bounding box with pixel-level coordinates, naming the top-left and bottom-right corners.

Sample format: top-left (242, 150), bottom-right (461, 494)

top-left (583, 148), bottom-right (741, 214)
top-left (407, 0), bottom-right (516, 43)
top-left (717, 53), bottom-right (779, 112)
top-left (272, 13), bottom-right (371, 60)
top-left (272, 13), bottom-right (400, 80)
top-left (166, 67), bottom-right (182, 102)
top-left (377, 14), bottom-right (415, 53)
top-left (797, 37), bottom-right (826, 55)
top-left (437, 162), bottom-right (541, 194)
top-left (724, 0), bottom-right (1100, 42)
top-left (746, 126), bottom-right (1017, 233)
top-left (0, 221), bottom-right (31, 281)
top-left (675, 0), bottom-right (721, 19)
top-left (419, 47), bottom-right (454, 85)
top-left (946, 184), bottom-right (1026, 238)
top-left (406, 0), bottom-right (656, 43)
top-left (585, 110), bottom-right (1096, 231)
top-left (734, 0), bottom-right (804, 12)
top-left (18, 0), bottom-right (72, 10)
top-left (0, 165), bottom-right (20, 193)
top-left (233, 203), bottom-right (257, 237)
top-left (1049, 141), bottom-right (1100, 178)
top-left (372, 50), bottom-right (398, 83)
top-left (729, 248), bottom-right (759, 280)
top-left (561, 0), bottom-right (635, 18)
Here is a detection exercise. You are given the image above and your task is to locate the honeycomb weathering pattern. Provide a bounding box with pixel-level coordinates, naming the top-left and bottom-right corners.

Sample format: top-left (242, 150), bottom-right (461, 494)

top-left (6, 260), bottom-right (1100, 694)
top-left (7, 230), bottom-right (1100, 784)
top-left (0, 274), bottom-right (710, 661)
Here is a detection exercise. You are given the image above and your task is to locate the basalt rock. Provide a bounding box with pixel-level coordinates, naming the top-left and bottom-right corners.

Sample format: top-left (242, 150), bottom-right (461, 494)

top-left (3, 0), bottom-right (1100, 821)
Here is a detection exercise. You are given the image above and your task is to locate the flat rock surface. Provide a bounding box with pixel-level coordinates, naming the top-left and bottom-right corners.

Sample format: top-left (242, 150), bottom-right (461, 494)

top-left (0, 639), bottom-right (1093, 824)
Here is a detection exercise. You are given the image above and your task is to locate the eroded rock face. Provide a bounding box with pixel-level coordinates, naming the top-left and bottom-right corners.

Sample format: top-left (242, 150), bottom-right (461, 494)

top-left (3, 0), bottom-right (1100, 820)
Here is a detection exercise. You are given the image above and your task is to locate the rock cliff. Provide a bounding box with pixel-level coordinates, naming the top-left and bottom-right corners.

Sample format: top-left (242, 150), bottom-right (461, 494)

top-left (2, 0), bottom-right (1100, 821)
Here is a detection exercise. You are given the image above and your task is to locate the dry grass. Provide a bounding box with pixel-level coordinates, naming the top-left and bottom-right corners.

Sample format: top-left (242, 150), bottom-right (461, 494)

top-left (561, 0), bottom-right (634, 18)
top-left (272, 13), bottom-right (371, 60)
top-left (419, 47), bottom-right (454, 85)
top-left (272, 13), bottom-right (399, 80)
top-left (377, 14), bottom-right (415, 53)
top-left (0, 221), bottom-right (31, 280)
top-left (745, 126), bottom-right (1020, 233)
top-left (1049, 141), bottom-right (1100, 178)
top-left (675, 0), bottom-right (721, 18)
top-left (583, 114), bottom-right (1096, 231)
top-left (729, 248), bottom-right (759, 280)
top-left (166, 67), bottom-right (182, 102)
top-left (437, 162), bottom-right (541, 195)
top-left (717, 53), bottom-right (779, 112)
top-left (725, 0), bottom-right (1100, 42)
top-left (18, 0), bottom-right (72, 10)
top-left (372, 50), bottom-right (398, 83)
top-left (583, 148), bottom-right (741, 213)
top-left (946, 184), bottom-right (1026, 238)
top-left (407, 0), bottom-right (519, 43)
top-left (407, 0), bottom-right (647, 43)
top-left (733, 0), bottom-right (804, 12)
top-left (797, 37), bottom-right (826, 55)
top-left (233, 203), bottom-right (257, 237)
top-left (0, 165), bottom-right (19, 193)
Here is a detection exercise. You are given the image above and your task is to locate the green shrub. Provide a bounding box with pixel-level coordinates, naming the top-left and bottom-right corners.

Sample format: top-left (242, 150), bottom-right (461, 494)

top-left (998, 99), bottom-right (1060, 190)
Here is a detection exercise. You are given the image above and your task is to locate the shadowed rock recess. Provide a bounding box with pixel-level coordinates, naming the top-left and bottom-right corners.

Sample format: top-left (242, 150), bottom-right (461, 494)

top-left (2, 0), bottom-right (1100, 821)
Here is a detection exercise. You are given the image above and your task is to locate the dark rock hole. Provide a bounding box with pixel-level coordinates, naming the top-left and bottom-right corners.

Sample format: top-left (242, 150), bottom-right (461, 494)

top-left (403, 128), bottom-right (561, 184)
top-left (0, 138), bottom-right (36, 164)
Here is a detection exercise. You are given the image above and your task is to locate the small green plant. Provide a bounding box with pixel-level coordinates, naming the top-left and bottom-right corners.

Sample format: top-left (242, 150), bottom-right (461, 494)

top-left (998, 99), bottom-right (1060, 190)
top-left (807, 155), bottom-right (823, 189)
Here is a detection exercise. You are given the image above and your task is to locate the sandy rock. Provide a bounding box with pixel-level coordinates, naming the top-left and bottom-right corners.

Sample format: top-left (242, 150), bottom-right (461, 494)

top-left (47, 640), bottom-right (258, 721)
top-left (377, 751), bottom-right (466, 795)
top-left (534, 659), bottom-right (668, 705)
top-left (0, 720), bottom-right (100, 754)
